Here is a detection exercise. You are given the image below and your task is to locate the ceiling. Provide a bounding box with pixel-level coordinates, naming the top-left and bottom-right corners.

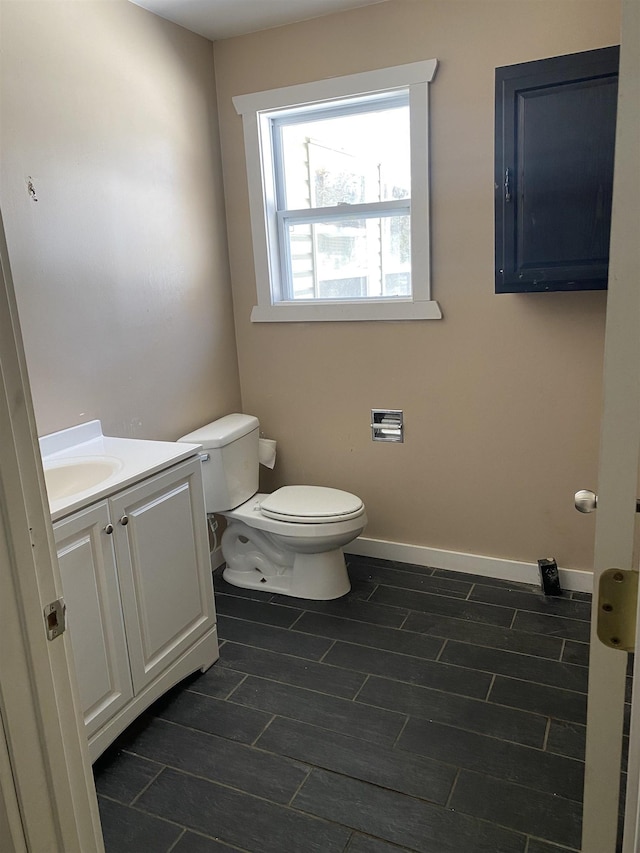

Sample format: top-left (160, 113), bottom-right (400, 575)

top-left (130, 0), bottom-right (391, 41)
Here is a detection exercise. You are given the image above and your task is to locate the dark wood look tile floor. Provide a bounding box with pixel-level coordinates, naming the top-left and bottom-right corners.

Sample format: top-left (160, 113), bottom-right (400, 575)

top-left (94, 556), bottom-right (595, 853)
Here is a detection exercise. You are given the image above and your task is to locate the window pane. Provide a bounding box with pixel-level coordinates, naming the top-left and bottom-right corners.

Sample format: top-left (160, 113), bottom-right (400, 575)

top-left (278, 102), bottom-right (410, 210)
top-left (285, 213), bottom-right (411, 300)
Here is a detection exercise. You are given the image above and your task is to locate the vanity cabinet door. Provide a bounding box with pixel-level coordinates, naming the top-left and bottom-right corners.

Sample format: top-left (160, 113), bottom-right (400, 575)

top-left (54, 502), bottom-right (133, 738)
top-left (110, 458), bottom-right (215, 693)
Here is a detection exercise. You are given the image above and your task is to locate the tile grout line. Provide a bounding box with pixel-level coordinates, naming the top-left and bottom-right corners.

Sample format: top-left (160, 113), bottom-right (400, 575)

top-left (318, 638), bottom-right (338, 663)
top-left (287, 610), bottom-right (307, 631)
top-left (209, 672), bottom-right (374, 706)
top-left (216, 644), bottom-right (589, 727)
top-left (214, 632), bottom-right (335, 665)
top-left (525, 833), bottom-right (581, 853)
top-left (434, 638), bottom-right (448, 663)
top-left (217, 672), bottom-right (249, 701)
top-left (444, 768), bottom-right (461, 809)
top-left (219, 593), bottom-right (588, 648)
top-left (222, 621), bottom-right (586, 670)
top-left (224, 614), bottom-right (574, 666)
top-left (218, 577), bottom-right (592, 621)
top-left (375, 586), bottom-right (518, 617)
top-left (127, 762), bottom-right (167, 808)
top-left (166, 828), bottom-right (187, 852)
top-left (251, 713), bottom-right (277, 746)
top-left (287, 763), bottom-right (313, 807)
top-left (128, 763), bottom-right (317, 819)
top-left (363, 582), bottom-right (379, 601)
top-left (484, 673), bottom-right (496, 702)
top-left (391, 712), bottom-right (411, 749)
top-left (397, 610), bottom-right (410, 629)
top-left (342, 830), bottom-right (356, 852)
top-left (100, 793), bottom-right (204, 844)
top-left (215, 649), bottom-right (590, 736)
top-left (222, 649), bottom-right (498, 702)
top-left (351, 673), bottom-right (371, 703)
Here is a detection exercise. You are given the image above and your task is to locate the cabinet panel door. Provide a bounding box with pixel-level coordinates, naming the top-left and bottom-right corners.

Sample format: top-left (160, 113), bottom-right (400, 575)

top-left (111, 459), bottom-right (215, 692)
top-left (495, 46), bottom-right (619, 292)
top-left (54, 502), bottom-right (133, 738)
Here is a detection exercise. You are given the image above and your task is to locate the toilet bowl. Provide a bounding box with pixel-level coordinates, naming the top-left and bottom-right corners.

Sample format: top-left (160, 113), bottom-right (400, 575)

top-left (221, 487), bottom-right (366, 599)
top-left (178, 415), bottom-right (366, 600)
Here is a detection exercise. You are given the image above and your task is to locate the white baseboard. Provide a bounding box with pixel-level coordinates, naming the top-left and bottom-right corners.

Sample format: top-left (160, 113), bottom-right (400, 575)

top-left (347, 536), bottom-right (593, 594)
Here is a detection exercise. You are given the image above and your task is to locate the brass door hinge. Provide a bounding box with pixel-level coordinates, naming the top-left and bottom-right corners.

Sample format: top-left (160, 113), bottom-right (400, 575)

top-left (597, 569), bottom-right (638, 652)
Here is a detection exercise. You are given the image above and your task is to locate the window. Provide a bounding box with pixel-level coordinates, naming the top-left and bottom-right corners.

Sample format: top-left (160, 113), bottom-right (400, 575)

top-left (234, 61), bottom-right (441, 322)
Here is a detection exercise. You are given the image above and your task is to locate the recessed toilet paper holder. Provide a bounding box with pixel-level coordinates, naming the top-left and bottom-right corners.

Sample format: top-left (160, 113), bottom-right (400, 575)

top-left (371, 409), bottom-right (404, 443)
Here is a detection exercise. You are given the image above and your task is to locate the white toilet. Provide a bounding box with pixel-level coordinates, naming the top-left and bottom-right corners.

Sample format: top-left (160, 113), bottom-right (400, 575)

top-left (178, 414), bottom-right (367, 600)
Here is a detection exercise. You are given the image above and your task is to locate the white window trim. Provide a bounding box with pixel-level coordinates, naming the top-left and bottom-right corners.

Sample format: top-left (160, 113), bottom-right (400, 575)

top-left (234, 60), bottom-right (441, 322)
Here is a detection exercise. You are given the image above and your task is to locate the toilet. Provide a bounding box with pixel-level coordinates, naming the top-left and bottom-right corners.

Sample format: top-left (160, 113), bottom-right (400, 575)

top-left (178, 414), bottom-right (366, 600)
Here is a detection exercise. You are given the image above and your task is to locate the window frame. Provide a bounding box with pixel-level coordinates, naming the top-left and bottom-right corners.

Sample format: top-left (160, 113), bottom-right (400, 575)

top-left (233, 60), bottom-right (441, 322)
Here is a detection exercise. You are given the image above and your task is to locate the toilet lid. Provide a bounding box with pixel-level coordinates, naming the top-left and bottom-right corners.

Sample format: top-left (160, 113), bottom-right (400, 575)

top-left (260, 485), bottom-right (364, 523)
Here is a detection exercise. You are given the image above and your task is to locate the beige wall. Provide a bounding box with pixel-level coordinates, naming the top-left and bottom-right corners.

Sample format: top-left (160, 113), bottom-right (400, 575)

top-left (0, 0), bottom-right (241, 441)
top-left (214, 0), bottom-right (621, 571)
top-left (0, 0), bottom-right (620, 571)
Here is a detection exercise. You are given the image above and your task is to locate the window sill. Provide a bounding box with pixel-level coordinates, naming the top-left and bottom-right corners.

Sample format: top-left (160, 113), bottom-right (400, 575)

top-left (250, 300), bottom-right (442, 323)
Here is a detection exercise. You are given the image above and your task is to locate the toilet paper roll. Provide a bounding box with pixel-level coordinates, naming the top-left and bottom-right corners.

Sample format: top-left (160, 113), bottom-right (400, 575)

top-left (258, 438), bottom-right (277, 469)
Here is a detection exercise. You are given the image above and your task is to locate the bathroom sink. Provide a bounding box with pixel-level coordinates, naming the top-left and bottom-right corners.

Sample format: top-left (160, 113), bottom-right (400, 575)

top-left (39, 420), bottom-right (202, 520)
top-left (44, 457), bottom-right (122, 501)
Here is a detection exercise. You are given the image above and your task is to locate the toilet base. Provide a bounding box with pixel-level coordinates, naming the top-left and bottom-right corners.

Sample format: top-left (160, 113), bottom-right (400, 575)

top-left (222, 548), bottom-right (351, 600)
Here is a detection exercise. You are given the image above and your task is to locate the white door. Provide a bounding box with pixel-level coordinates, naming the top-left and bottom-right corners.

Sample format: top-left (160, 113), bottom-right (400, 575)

top-left (0, 712), bottom-right (27, 853)
top-left (581, 2), bottom-right (640, 851)
top-left (0, 207), bottom-right (104, 849)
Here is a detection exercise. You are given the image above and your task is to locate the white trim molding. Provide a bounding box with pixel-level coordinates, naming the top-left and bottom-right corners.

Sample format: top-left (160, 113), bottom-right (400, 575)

top-left (234, 60), bottom-right (441, 323)
top-left (250, 299), bottom-right (442, 323)
top-left (233, 61), bottom-right (438, 116)
top-left (347, 536), bottom-right (593, 593)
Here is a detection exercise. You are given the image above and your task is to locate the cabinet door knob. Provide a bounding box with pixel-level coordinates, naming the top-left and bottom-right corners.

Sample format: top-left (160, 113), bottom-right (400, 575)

top-left (119, 515), bottom-right (129, 526)
top-left (104, 523), bottom-right (114, 535)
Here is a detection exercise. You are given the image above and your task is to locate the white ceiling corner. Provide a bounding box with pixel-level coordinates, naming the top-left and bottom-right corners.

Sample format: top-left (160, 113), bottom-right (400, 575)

top-left (129, 0), bottom-right (391, 42)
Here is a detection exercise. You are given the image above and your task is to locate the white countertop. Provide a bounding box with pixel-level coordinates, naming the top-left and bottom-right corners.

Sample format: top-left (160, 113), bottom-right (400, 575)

top-left (40, 420), bottom-right (201, 522)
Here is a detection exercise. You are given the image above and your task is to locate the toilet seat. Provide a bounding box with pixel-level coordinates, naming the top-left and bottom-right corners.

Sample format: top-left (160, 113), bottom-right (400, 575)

top-left (260, 485), bottom-right (364, 524)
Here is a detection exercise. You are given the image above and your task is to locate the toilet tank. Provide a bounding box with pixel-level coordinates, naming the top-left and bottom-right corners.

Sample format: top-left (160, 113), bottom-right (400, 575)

top-left (178, 414), bottom-right (260, 513)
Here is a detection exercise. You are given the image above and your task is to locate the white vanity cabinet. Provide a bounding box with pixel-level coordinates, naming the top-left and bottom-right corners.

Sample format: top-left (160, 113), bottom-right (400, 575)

top-left (53, 455), bottom-right (218, 760)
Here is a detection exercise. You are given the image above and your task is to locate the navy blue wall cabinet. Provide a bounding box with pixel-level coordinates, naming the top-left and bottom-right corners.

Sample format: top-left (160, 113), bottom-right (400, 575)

top-left (495, 46), bottom-right (619, 294)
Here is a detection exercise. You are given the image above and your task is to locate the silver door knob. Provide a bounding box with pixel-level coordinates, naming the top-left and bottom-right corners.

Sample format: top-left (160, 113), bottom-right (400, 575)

top-left (575, 489), bottom-right (640, 513)
top-left (575, 489), bottom-right (598, 513)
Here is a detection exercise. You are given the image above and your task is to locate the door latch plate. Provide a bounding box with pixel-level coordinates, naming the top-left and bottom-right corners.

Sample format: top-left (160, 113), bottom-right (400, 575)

top-left (44, 598), bottom-right (66, 641)
top-left (597, 568), bottom-right (638, 651)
